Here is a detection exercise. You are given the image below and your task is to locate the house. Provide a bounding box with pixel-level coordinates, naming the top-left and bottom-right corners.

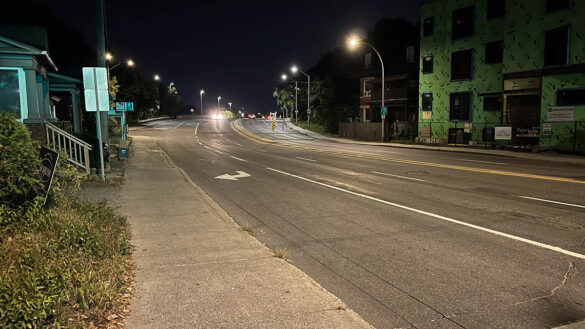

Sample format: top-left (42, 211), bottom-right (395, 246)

top-left (418, 0), bottom-right (585, 152)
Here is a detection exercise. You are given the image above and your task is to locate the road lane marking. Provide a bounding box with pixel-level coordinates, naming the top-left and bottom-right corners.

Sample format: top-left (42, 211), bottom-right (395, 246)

top-left (230, 120), bottom-right (585, 184)
top-left (194, 122), bottom-right (200, 137)
top-left (236, 143), bottom-right (243, 147)
top-left (172, 122), bottom-right (184, 130)
top-left (266, 167), bottom-right (585, 260)
top-left (517, 196), bottom-right (585, 209)
top-left (204, 146), bottom-right (211, 149)
top-left (215, 171), bottom-right (251, 181)
top-left (372, 171), bottom-right (426, 182)
top-left (458, 159), bottom-right (507, 165)
top-left (295, 156), bottom-right (317, 162)
top-left (230, 156), bottom-right (247, 162)
top-left (214, 149), bottom-right (224, 154)
top-left (257, 149), bottom-right (268, 152)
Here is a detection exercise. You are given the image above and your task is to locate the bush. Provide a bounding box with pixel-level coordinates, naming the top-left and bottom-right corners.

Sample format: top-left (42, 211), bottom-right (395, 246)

top-left (0, 113), bottom-right (43, 207)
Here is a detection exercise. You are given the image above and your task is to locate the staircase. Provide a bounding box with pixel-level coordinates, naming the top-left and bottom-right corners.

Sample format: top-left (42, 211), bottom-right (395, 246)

top-left (45, 122), bottom-right (92, 175)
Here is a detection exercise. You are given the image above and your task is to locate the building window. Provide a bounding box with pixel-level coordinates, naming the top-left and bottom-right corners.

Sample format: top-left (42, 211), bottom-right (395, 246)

top-left (557, 88), bottom-right (585, 106)
top-left (405, 46), bottom-right (415, 63)
top-left (452, 6), bottom-right (474, 40)
top-left (485, 41), bottom-right (503, 64)
top-left (451, 49), bottom-right (473, 80)
top-left (0, 67), bottom-right (27, 121)
top-left (450, 92), bottom-right (471, 121)
top-left (546, 0), bottom-right (571, 12)
top-left (363, 80), bottom-right (372, 97)
top-left (422, 55), bottom-right (434, 74)
top-left (483, 95), bottom-right (502, 111)
top-left (364, 53), bottom-right (372, 69)
top-left (545, 26), bottom-right (570, 66)
top-left (422, 93), bottom-right (433, 111)
top-left (423, 17), bottom-right (434, 37)
top-left (487, 0), bottom-right (505, 19)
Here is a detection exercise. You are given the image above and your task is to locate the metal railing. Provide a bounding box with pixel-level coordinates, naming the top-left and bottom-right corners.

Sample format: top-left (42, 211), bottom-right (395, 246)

top-left (45, 122), bottom-right (92, 174)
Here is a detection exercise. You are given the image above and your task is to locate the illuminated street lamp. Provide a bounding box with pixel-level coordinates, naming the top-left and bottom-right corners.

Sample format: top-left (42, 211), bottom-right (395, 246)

top-left (228, 102), bottom-right (232, 111)
top-left (347, 36), bottom-right (386, 141)
top-left (190, 108), bottom-right (194, 120)
top-left (154, 74), bottom-right (160, 81)
top-left (200, 90), bottom-right (205, 115)
top-left (291, 65), bottom-right (310, 127)
top-left (217, 96), bottom-right (221, 113)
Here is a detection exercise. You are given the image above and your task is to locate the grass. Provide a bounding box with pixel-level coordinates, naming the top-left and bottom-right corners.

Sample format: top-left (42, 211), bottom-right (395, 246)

top-left (240, 226), bottom-right (255, 237)
top-left (290, 120), bottom-right (328, 136)
top-left (273, 248), bottom-right (287, 259)
top-left (0, 183), bottom-right (132, 328)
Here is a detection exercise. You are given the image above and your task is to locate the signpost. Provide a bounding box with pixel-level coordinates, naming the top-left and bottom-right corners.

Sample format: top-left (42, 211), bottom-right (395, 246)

top-left (270, 112), bottom-right (277, 140)
top-left (83, 67), bottom-right (109, 180)
top-left (381, 106), bottom-right (388, 141)
top-left (40, 146), bottom-right (59, 204)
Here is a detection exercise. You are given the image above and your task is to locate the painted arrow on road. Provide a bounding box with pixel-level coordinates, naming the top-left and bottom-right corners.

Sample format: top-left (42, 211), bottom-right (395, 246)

top-left (214, 171), bottom-right (251, 181)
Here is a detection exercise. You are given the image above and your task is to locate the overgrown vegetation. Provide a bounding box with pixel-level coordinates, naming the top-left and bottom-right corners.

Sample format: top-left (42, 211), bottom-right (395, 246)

top-left (291, 120), bottom-right (328, 136)
top-left (0, 114), bottom-right (132, 328)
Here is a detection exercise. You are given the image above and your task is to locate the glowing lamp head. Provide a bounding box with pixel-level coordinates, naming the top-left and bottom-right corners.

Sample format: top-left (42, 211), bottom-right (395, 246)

top-left (281, 74), bottom-right (288, 81)
top-left (154, 74), bottom-right (160, 81)
top-left (218, 96), bottom-right (221, 100)
top-left (127, 59), bottom-right (135, 67)
top-left (200, 90), bottom-right (205, 95)
top-left (347, 37), bottom-right (360, 49)
top-left (105, 52), bottom-right (113, 61)
top-left (291, 66), bottom-right (298, 73)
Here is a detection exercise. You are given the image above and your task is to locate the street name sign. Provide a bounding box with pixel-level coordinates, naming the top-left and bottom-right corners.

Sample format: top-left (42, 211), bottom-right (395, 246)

top-left (381, 106), bottom-right (388, 119)
top-left (115, 102), bottom-right (134, 112)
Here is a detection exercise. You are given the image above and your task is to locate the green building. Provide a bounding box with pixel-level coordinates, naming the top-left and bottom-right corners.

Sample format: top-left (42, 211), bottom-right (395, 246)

top-left (418, 0), bottom-right (585, 152)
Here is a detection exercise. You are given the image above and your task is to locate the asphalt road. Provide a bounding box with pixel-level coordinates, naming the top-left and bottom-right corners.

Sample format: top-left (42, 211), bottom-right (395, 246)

top-left (133, 117), bottom-right (585, 329)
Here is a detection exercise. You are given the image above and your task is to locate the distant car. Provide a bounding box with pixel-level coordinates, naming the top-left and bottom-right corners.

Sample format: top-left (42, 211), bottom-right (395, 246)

top-left (265, 114), bottom-right (271, 120)
top-left (247, 114), bottom-right (256, 120)
top-left (212, 113), bottom-right (224, 120)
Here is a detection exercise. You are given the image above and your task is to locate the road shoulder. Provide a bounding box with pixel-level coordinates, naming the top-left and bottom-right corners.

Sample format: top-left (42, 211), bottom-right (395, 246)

top-left (121, 134), bottom-right (373, 328)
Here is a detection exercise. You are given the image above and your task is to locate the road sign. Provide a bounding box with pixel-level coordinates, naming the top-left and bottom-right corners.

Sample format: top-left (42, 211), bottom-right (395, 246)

top-left (271, 121), bottom-right (276, 131)
top-left (82, 67), bottom-right (109, 112)
top-left (115, 102), bottom-right (134, 112)
top-left (381, 106), bottom-right (388, 119)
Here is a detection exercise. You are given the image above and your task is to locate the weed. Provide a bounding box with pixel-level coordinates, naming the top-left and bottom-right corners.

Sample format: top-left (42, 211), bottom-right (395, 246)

top-left (240, 226), bottom-right (255, 237)
top-left (273, 248), bottom-right (287, 259)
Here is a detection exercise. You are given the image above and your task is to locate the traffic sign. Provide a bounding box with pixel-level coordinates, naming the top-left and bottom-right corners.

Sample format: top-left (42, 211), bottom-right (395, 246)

top-left (82, 67), bottom-right (109, 112)
top-left (381, 106), bottom-right (388, 119)
top-left (115, 102), bottom-right (134, 112)
top-left (271, 121), bottom-right (276, 131)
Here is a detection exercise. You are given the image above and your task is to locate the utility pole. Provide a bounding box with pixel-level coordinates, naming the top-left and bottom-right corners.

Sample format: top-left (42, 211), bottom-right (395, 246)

top-left (96, 0), bottom-right (109, 143)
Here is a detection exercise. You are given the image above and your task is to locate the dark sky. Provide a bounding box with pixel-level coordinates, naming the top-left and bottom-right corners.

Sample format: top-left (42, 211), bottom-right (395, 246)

top-left (42, 0), bottom-right (424, 113)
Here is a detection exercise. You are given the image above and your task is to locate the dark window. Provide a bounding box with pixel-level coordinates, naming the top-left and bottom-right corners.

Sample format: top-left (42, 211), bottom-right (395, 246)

top-left (450, 92), bottom-right (471, 121)
top-left (487, 0), bottom-right (505, 18)
top-left (485, 41), bottom-right (503, 64)
top-left (558, 89), bottom-right (585, 106)
top-left (365, 53), bottom-right (372, 69)
top-left (406, 46), bottom-right (415, 63)
top-left (547, 0), bottom-right (571, 12)
top-left (452, 6), bottom-right (474, 40)
top-left (422, 55), bottom-right (434, 73)
top-left (451, 50), bottom-right (473, 80)
top-left (423, 17), bottom-right (434, 37)
top-left (545, 26), bottom-right (570, 66)
top-left (422, 93), bottom-right (433, 111)
top-left (483, 95), bottom-right (502, 111)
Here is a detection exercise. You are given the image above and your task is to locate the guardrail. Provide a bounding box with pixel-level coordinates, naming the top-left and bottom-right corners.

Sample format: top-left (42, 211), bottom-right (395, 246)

top-left (45, 122), bottom-right (92, 174)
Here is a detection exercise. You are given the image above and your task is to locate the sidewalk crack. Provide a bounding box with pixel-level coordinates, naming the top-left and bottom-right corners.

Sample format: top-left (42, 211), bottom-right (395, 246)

top-left (516, 262), bottom-right (578, 305)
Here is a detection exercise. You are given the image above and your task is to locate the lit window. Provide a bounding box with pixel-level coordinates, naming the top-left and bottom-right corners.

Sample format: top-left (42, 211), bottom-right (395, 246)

top-left (422, 56), bottom-right (434, 74)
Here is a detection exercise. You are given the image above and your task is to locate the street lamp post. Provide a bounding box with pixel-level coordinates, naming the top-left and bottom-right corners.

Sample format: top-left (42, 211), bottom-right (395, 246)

top-left (281, 74), bottom-right (299, 123)
top-left (217, 96), bottom-right (221, 114)
top-left (200, 90), bottom-right (205, 115)
top-left (348, 37), bottom-right (385, 141)
top-left (228, 102), bottom-right (232, 112)
top-left (291, 65), bottom-right (310, 128)
top-left (190, 108), bottom-right (194, 120)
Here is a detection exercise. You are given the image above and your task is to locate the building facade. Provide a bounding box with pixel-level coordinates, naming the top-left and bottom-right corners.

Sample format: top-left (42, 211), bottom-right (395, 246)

top-left (418, 0), bottom-right (585, 152)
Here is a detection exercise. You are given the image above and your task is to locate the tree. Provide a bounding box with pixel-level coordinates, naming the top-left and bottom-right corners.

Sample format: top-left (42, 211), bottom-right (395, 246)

top-left (159, 84), bottom-right (184, 117)
top-left (118, 81), bottom-right (160, 121)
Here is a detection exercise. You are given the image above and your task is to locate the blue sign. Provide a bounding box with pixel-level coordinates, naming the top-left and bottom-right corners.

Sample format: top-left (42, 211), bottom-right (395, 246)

top-left (381, 106), bottom-right (388, 117)
top-left (108, 108), bottom-right (122, 116)
top-left (115, 102), bottom-right (134, 112)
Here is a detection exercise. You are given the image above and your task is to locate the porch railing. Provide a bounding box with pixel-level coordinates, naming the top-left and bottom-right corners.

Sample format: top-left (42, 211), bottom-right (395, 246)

top-left (45, 122), bottom-right (92, 174)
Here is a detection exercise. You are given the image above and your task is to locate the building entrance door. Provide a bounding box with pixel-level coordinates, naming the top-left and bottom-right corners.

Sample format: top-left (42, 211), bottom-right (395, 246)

top-left (507, 94), bottom-right (540, 145)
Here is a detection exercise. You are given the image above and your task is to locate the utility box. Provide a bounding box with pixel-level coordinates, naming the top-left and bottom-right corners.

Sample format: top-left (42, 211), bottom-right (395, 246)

top-left (118, 147), bottom-right (130, 158)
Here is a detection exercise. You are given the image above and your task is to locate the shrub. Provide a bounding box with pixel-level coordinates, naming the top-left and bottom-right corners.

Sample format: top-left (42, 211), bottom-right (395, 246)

top-left (0, 113), bottom-right (43, 207)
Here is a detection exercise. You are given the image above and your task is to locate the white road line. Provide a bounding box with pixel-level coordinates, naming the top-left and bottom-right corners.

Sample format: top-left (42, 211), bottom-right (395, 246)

top-left (236, 143), bottom-right (243, 147)
top-left (266, 167), bottom-right (585, 260)
top-left (295, 156), bottom-right (317, 162)
top-left (372, 171), bottom-right (426, 182)
top-left (257, 149), bottom-right (268, 153)
top-left (203, 146), bottom-right (211, 149)
top-left (224, 138), bottom-right (232, 142)
top-left (172, 122), bottom-right (184, 130)
top-left (214, 149), bottom-right (224, 154)
top-left (517, 196), bottom-right (585, 209)
top-left (230, 156), bottom-right (247, 162)
top-left (194, 122), bottom-right (200, 137)
top-left (458, 159), bottom-right (507, 165)
top-left (197, 141), bottom-right (202, 145)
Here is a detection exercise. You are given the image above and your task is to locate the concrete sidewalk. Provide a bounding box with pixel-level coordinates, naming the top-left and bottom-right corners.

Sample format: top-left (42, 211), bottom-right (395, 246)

top-left (283, 119), bottom-right (585, 166)
top-left (120, 135), bottom-right (373, 328)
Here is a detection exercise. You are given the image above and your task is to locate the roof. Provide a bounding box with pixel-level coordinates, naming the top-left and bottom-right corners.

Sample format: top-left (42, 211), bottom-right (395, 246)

top-left (0, 35), bottom-right (58, 71)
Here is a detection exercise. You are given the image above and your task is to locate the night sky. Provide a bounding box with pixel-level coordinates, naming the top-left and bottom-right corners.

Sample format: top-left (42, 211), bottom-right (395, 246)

top-left (41, 0), bottom-right (424, 112)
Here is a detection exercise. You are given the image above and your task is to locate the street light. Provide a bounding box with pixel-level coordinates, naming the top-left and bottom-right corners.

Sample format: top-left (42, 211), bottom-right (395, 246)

top-left (200, 90), bottom-right (205, 115)
top-left (291, 65), bottom-right (310, 128)
top-left (154, 74), bottom-right (160, 81)
top-left (347, 36), bottom-right (386, 141)
top-left (190, 108), bottom-right (194, 120)
top-left (228, 102), bottom-right (232, 111)
top-left (105, 52), bottom-right (113, 61)
top-left (108, 58), bottom-right (135, 71)
top-left (217, 96), bottom-right (221, 114)
top-left (281, 73), bottom-right (299, 123)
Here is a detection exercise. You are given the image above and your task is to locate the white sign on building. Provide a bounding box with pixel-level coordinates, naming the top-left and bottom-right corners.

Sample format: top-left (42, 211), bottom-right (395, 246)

top-left (495, 126), bottom-right (512, 140)
top-left (547, 107), bottom-right (574, 122)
